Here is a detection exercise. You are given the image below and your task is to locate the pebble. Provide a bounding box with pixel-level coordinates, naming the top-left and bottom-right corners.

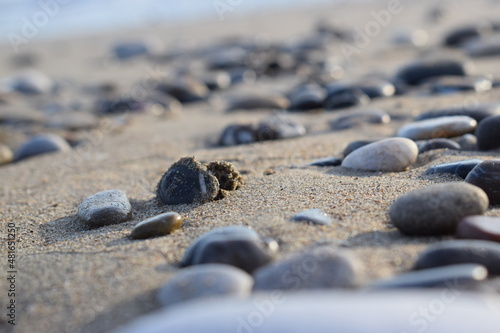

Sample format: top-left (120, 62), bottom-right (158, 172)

top-left (288, 83), bottom-right (326, 110)
top-left (226, 94), bottom-right (289, 111)
top-left (113, 290), bottom-right (500, 333)
top-left (291, 209), bottom-right (332, 226)
top-left (113, 42), bottom-right (150, 59)
top-left (77, 190), bottom-right (132, 228)
top-left (464, 34), bottom-right (500, 57)
top-left (307, 157), bottom-right (342, 167)
top-left (157, 76), bottom-right (210, 103)
top-left (219, 124), bottom-right (256, 146)
top-left (14, 134), bottom-right (71, 161)
top-left (354, 78), bottom-right (396, 98)
top-left (181, 226), bottom-right (278, 273)
top-left (457, 133), bottom-right (478, 151)
top-left (255, 113), bottom-right (306, 141)
top-left (341, 138), bottom-right (418, 172)
top-left (0, 144), bottom-right (14, 165)
top-left (397, 116), bottom-right (477, 140)
top-left (425, 76), bottom-right (492, 94)
top-left (465, 160), bottom-right (500, 205)
top-left (130, 212), bottom-right (183, 239)
top-left (443, 24), bottom-right (492, 47)
top-left (201, 71), bottom-right (231, 91)
top-left (425, 159), bottom-right (483, 179)
top-left (417, 138), bottom-right (461, 153)
top-left (253, 246), bottom-right (364, 290)
top-left (416, 103), bottom-right (500, 123)
top-left (390, 182), bottom-right (489, 236)
top-left (371, 264), bottom-right (487, 289)
top-left (395, 59), bottom-right (470, 85)
top-left (414, 240), bottom-right (500, 275)
top-left (324, 86), bottom-right (370, 110)
top-left (157, 264), bottom-right (253, 307)
top-left (342, 140), bottom-right (374, 157)
top-left (329, 109), bottom-right (390, 130)
top-left (96, 97), bottom-right (148, 114)
top-left (476, 115), bottom-right (500, 150)
top-left (9, 70), bottom-right (54, 94)
top-left (457, 216), bottom-right (500, 242)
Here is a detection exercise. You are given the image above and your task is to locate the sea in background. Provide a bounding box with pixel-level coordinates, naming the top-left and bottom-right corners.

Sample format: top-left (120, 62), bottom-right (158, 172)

top-left (0, 0), bottom-right (362, 45)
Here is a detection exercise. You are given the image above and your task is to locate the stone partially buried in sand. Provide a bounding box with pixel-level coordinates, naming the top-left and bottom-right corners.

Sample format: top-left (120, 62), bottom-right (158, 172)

top-left (78, 190), bottom-right (132, 228)
top-left (14, 133), bottom-right (71, 161)
top-left (157, 264), bottom-right (253, 308)
top-left (457, 215), bottom-right (500, 242)
top-left (131, 212), bottom-right (183, 239)
top-left (390, 183), bottom-right (489, 236)
top-left (397, 116), bottom-right (477, 140)
top-left (341, 138), bottom-right (418, 172)
top-left (465, 160), bottom-right (500, 205)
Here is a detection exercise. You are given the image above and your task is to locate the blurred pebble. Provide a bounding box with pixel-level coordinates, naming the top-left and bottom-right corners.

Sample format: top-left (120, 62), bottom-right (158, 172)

top-left (395, 59), bottom-right (470, 85)
top-left (288, 83), bottom-right (326, 110)
top-left (416, 103), bottom-right (500, 123)
top-left (397, 116), bottom-right (477, 140)
top-left (425, 159), bottom-right (483, 179)
top-left (226, 94), bottom-right (289, 111)
top-left (464, 34), bottom-right (500, 57)
top-left (424, 76), bottom-right (492, 94)
top-left (157, 76), bottom-right (210, 103)
top-left (291, 209), bottom-right (332, 226)
top-left (457, 215), bottom-right (500, 242)
top-left (14, 133), bottom-right (70, 161)
top-left (476, 115), bottom-right (500, 150)
top-left (465, 160), bottom-right (500, 204)
top-left (77, 190), bottom-right (132, 228)
top-left (9, 70), bottom-right (54, 94)
top-left (417, 138), bottom-right (461, 153)
top-left (255, 113), bottom-right (306, 140)
top-left (443, 24), bottom-right (492, 47)
top-left (0, 144), bottom-right (14, 165)
top-left (342, 140), bottom-right (374, 157)
top-left (307, 157), bottom-right (342, 167)
top-left (324, 85), bottom-right (370, 110)
top-left (329, 109), bottom-right (390, 130)
top-left (456, 133), bottom-right (478, 151)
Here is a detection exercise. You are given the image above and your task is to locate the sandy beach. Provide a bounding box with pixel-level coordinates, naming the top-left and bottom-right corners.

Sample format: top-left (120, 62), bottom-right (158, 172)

top-left (2, 0), bottom-right (500, 332)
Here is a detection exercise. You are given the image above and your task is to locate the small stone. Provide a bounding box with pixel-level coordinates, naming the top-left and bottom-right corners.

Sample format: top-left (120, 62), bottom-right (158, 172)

top-left (416, 103), bottom-right (500, 123)
top-left (181, 226), bottom-right (277, 273)
top-left (329, 109), bottom-right (390, 130)
top-left (0, 144), bottom-right (13, 165)
top-left (324, 86), bottom-right (370, 110)
top-left (226, 94), bottom-right (289, 111)
top-left (307, 157), bottom-right (342, 167)
top-left (476, 115), bottom-right (500, 150)
top-left (397, 116), bottom-right (477, 140)
top-left (14, 134), bottom-right (71, 161)
top-left (113, 42), bottom-right (151, 59)
top-left (417, 138), bottom-right (461, 153)
top-left (219, 124), bottom-right (256, 146)
top-left (9, 70), bottom-right (54, 94)
top-left (131, 212), bottom-right (183, 239)
top-left (157, 76), bottom-right (210, 103)
top-left (342, 140), bottom-right (375, 158)
top-left (425, 159), bottom-right (483, 179)
top-left (255, 113), bottom-right (306, 141)
top-left (443, 24), bottom-right (492, 47)
top-left (457, 216), bottom-right (500, 242)
top-left (371, 264), bottom-right (487, 289)
top-left (288, 84), bottom-right (326, 110)
top-left (425, 76), bottom-right (492, 94)
top-left (392, 29), bottom-right (429, 47)
top-left (96, 97), bottom-right (148, 114)
top-left (291, 209), bottom-right (332, 226)
top-left (77, 190), bottom-right (132, 228)
top-left (353, 78), bottom-right (396, 98)
top-left (157, 264), bottom-right (253, 307)
top-left (414, 240), bottom-right (500, 275)
top-left (395, 59), bottom-right (470, 85)
top-left (456, 133), bottom-right (478, 151)
top-left (465, 160), bottom-right (500, 205)
top-left (464, 35), bottom-right (500, 57)
top-left (253, 246), bottom-right (364, 291)
top-left (390, 183), bottom-right (489, 236)
top-left (341, 138), bottom-right (418, 172)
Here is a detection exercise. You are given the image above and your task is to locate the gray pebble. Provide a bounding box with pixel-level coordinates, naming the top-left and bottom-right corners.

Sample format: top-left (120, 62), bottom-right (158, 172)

top-left (329, 109), bottom-right (390, 130)
top-left (131, 212), bottom-right (183, 239)
top-left (291, 209), bottom-right (332, 226)
top-left (464, 34), bottom-right (500, 57)
top-left (395, 59), bottom-right (470, 85)
top-left (342, 140), bottom-right (375, 157)
top-left (417, 138), bottom-right (461, 153)
top-left (465, 159), bottom-right (500, 205)
top-left (416, 103), bottom-right (500, 123)
top-left (14, 134), bottom-right (71, 161)
top-left (425, 159), bottom-right (483, 179)
top-left (9, 70), bottom-right (54, 94)
top-left (226, 94), bottom-right (289, 111)
top-left (288, 84), bottom-right (326, 110)
top-left (457, 215), bottom-right (500, 242)
top-left (77, 190), bottom-right (132, 228)
top-left (397, 116), bottom-right (477, 140)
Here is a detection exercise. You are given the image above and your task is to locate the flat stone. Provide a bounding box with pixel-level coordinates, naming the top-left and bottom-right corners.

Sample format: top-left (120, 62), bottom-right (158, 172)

top-left (255, 113), bottom-right (306, 140)
top-left (0, 144), bottom-right (13, 165)
top-left (324, 86), bottom-right (370, 110)
top-left (131, 212), bottom-right (183, 239)
top-left (329, 109), bottom-right (390, 130)
top-left (464, 34), bottom-right (500, 57)
top-left (288, 84), bottom-right (326, 110)
top-left (253, 246), bottom-right (364, 291)
top-left (112, 291), bottom-right (500, 333)
top-left (443, 24), bottom-right (491, 47)
top-left (457, 215), bottom-right (500, 242)
top-left (425, 159), bottom-right (483, 179)
top-left (476, 115), bottom-right (500, 150)
top-left (157, 264), bottom-right (253, 307)
top-left (157, 76), bottom-right (210, 103)
top-left (307, 157), bottom-right (342, 167)
top-left (291, 209), bottom-right (332, 226)
top-left (465, 160), bottom-right (500, 205)
top-left (181, 226), bottom-right (278, 273)
top-left (395, 59), bottom-right (470, 85)
top-left (226, 94), bottom-right (289, 111)
top-left (390, 182), bottom-right (489, 236)
top-left (417, 138), bottom-right (461, 153)
top-left (14, 134), bottom-right (71, 161)
top-left (416, 103), bottom-right (500, 123)
top-left (77, 190), bottom-right (132, 228)
top-left (9, 70), bottom-right (54, 94)
top-left (414, 240), bottom-right (500, 275)
top-left (397, 116), bottom-right (477, 140)
top-left (341, 138), bottom-right (418, 172)
top-left (425, 76), bottom-right (492, 94)
top-left (353, 78), bottom-right (396, 98)
top-left (371, 264), bottom-right (488, 289)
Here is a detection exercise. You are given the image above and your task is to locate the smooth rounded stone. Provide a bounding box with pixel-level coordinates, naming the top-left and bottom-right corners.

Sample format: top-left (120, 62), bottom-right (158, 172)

top-left (96, 97), bottom-right (148, 114)
top-left (288, 84), bottom-right (326, 110)
top-left (371, 264), bottom-right (488, 289)
top-left (131, 212), bottom-right (183, 239)
top-left (157, 76), bottom-right (210, 103)
top-left (457, 216), bottom-right (500, 242)
top-left (9, 70), bottom-right (54, 94)
top-left (113, 42), bottom-right (150, 59)
top-left (397, 116), bottom-right (477, 141)
top-left (414, 240), bottom-right (500, 275)
top-left (465, 160), bottom-right (500, 205)
top-left (0, 144), bottom-right (13, 165)
top-left (342, 138), bottom-right (418, 172)
top-left (443, 24), bottom-right (492, 47)
top-left (342, 140), bottom-right (375, 158)
top-left (425, 159), bottom-right (483, 179)
top-left (181, 226), bottom-right (277, 273)
top-left (395, 59), bottom-right (470, 86)
top-left (14, 134), bottom-right (71, 161)
top-left (425, 76), bottom-right (492, 94)
top-left (253, 246), bottom-right (364, 291)
top-left (417, 138), bottom-right (461, 153)
top-left (206, 47), bottom-right (247, 70)
top-left (464, 35), bottom-right (500, 57)
top-left (307, 157), bottom-right (342, 167)
top-left (390, 183), bottom-right (489, 236)
top-left (255, 113), bottom-right (306, 141)
top-left (476, 115), bottom-right (500, 150)
top-left (456, 133), bottom-right (478, 151)
top-left (416, 103), bottom-right (500, 123)
top-left (113, 290), bottom-right (500, 333)
top-left (324, 86), bottom-right (370, 110)
top-left (226, 94), bottom-right (289, 111)
top-left (77, 190), bottom-right (132, 228)
top-left (353, 78), bottom-right (396, 98)
top-left (201, 71), bottom-right (231, 91)
top-left (329, 109), bottom-right (390, 130)
top-left (219, 124), bottom-right (256, 146)
top-left (291, 209), bottom-right (332, 226)
top-left (157, 264), bottom-right (253, 307)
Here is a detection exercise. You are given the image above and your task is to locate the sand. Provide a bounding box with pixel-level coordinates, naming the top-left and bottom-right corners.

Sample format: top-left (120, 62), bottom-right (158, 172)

top-left (1, 0), bottom-right (500, 332)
